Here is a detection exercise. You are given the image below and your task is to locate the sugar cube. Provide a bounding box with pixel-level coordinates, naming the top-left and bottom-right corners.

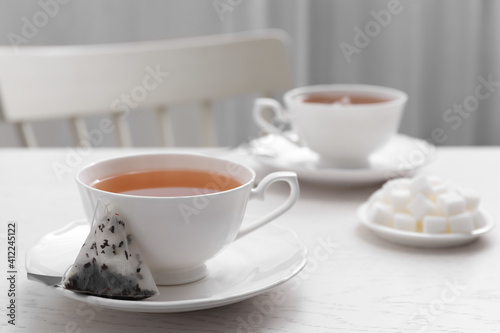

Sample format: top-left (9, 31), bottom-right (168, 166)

top-left (408, 175), bottom-right (433, 197)
top-left (472, 210), bottom-right (487, 229)
top-left (427, 175), bottom-right (443, 185)
top-left (391, 189), bottom-right (412, 212)
top-left (423, 216), bottom-right (448, 234)
top-left (429, 183), bottom-right (449, 203)
top-left (436, 193), bottom-right (466, 216)
top-left (448, 212), bottom-right (474, 233)
top-left (394, 178), bottom-right (411, 190)
top-left (368, 189), bottom-right (389, 205)
top-left (457, 187), bottom-right (480, 211)
top-left (407, 193), bottom-right (437, 220)
top-left (394, 213), bottom-right (417, 231)
top-left (381, 181), bottom-right (395, 193)
top-left (374, 183), bottom-right (393, 204)
top-left (369, 202), bottom-right (394, 227)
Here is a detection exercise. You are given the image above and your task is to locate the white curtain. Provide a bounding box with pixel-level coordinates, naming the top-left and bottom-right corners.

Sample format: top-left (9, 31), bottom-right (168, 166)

top-left (0, 0), bottom-right (499, 146)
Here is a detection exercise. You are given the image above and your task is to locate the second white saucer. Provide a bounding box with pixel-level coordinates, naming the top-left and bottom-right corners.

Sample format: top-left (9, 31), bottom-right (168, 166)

top-left (250, 134), bottom-right (435, 186)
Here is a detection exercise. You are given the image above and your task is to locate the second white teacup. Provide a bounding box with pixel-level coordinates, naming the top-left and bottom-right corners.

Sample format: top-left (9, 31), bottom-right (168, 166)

top-left (253, 84), bottom-right (407, 168)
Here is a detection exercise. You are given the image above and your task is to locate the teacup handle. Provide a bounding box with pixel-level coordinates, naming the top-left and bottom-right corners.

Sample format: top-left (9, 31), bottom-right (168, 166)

top-left (253, 98), bottom-right (289, 135)
top-left (253, 98), bottom-right (304, 146)
top-left (235, 171), bottom-right (300, 240)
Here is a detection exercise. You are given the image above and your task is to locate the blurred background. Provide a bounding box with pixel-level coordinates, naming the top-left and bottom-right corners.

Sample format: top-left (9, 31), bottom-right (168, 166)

top-left (0, 0), bottom-right (499, 147)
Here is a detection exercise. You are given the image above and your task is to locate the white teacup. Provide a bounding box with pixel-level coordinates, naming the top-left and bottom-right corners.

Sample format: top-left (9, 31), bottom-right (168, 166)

top-left (76, 153), bottom-right (299, 285)
top-left (253, 84), bottom-right (408, 168)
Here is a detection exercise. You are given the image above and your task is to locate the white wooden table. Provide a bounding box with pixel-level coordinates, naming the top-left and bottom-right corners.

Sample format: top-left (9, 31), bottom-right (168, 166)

top-left (1, 147), bottom-right (500, 333)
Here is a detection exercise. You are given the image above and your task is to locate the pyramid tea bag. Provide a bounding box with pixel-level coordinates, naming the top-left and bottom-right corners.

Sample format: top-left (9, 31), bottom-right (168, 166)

top-left (62, 200), bottom-right (159, 299)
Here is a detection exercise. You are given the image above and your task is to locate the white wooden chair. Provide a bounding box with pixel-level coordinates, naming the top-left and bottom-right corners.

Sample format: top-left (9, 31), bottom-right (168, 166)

top-left (0, 30), bottom-right (292, 147)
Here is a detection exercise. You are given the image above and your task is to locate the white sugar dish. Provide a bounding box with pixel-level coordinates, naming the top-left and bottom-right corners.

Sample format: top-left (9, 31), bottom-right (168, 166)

top-left (358, 175), bottom-right (495, 248)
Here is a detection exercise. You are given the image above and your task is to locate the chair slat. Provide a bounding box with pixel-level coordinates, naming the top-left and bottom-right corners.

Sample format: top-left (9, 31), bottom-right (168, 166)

top-left (16, 122), bottom-right (38, 147)
top-left (70, 116), bottom-right (88, 146)
top-left (111, 112), bottom-right (133, 147)
top-left (201, 100), bottom-right (216, 147)
top-left (155, 106), bottom-right (175, 147)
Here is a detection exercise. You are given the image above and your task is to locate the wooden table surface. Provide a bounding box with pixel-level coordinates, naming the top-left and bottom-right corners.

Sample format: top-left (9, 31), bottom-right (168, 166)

top-left (1, 147), bottom-right (500, 333)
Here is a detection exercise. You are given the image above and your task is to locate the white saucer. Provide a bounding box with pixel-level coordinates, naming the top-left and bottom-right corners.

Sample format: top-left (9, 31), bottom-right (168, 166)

top-left (249, 134), bottom-right (435, 186)
top-left (26, 220), bottom-right (308, 313)
top-left (357, 203), bottom-right (496, 248)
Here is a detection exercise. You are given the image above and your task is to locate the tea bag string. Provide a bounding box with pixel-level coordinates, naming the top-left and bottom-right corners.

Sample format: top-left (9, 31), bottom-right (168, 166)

top-left (90, 198), bottom-right (116, 227)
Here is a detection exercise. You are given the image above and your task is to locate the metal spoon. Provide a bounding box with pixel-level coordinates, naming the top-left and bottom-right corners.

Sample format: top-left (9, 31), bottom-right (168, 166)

top-left (27, 272), bottom-right (62, 287)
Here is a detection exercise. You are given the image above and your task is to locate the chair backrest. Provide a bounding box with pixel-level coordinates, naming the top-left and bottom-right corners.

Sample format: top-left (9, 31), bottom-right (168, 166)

top-left (0, 29), bottom-right (292, 147)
